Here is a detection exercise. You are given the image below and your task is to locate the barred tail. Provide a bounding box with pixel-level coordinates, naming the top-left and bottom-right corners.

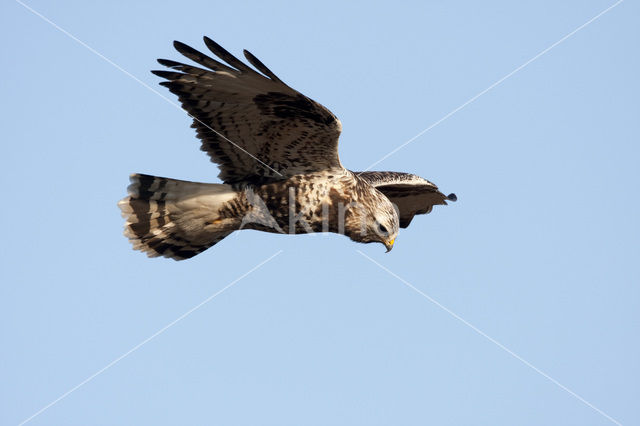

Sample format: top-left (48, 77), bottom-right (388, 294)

top-left (118, 174), bottom-right (239, 260)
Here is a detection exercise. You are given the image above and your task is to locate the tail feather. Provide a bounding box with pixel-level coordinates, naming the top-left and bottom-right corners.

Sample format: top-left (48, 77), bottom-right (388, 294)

top-left (118, 174), bottom-right (239, 260)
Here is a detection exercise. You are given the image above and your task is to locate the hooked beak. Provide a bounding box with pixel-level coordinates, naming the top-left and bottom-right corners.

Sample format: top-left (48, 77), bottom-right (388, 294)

top-left (384, 239), bottom-right (395, 252)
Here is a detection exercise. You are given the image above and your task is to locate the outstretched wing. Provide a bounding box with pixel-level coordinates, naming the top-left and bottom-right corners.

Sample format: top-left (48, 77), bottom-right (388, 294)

top-left (152, 37), bottom-right (343, 184)
top-left (356, 171), bottom-right (457, 228)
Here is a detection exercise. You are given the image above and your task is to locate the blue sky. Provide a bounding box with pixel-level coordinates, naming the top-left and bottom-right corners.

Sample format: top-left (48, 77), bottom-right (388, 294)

top-left (1, 0), bottom-right (638, 425)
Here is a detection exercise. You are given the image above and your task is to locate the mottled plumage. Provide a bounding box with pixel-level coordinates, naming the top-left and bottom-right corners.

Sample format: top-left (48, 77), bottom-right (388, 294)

top-left (119, 37), bottom-right (455, 260)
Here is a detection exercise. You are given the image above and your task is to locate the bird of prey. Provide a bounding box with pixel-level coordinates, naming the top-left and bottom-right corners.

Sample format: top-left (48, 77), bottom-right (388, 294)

top-left (118, 37), bottom-right (456, 260)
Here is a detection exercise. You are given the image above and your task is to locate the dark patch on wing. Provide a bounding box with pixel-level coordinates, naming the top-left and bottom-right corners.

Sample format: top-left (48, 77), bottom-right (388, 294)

top-left (254, 92), bottom-right (338, 126)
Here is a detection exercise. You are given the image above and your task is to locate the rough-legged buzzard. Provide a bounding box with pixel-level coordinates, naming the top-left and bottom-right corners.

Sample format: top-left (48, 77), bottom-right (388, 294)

top-left (118, 37), bottom-right (456, 260)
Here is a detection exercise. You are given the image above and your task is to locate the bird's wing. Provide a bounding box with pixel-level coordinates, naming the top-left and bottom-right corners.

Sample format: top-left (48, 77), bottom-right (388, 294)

top-left (153, 37), bottom-right (343, 184)
top-left (356, 171), bottom-right (456, 228)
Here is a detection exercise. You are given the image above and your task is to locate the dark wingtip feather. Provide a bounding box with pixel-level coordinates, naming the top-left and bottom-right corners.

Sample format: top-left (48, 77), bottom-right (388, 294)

top-left (173, 40), bottom-right (202, 59)
top-left (447, 193), bottom-right (457, 202)
top-left (172, 39), bottom-right (234, 73)
top-left (150, 70), bottom-right (185, 80)
top-left (203, 36), bottom-right (252, 73)
top-left (173, 40), bottom-right (188, 51)
top-left (243, 49), bottom-right (282, 82)
top-left (157, 58), bottom-right (183, 68)
top-left (202, 36), bottom-right (220, 49)
top-left (202, 36), bottom-right (227, 56)
top-left (158, 81), bottom-right (174, 88)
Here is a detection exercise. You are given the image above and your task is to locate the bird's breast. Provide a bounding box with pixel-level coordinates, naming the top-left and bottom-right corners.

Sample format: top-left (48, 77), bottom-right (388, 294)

top-left (246, 173), bottom-right (357, 235)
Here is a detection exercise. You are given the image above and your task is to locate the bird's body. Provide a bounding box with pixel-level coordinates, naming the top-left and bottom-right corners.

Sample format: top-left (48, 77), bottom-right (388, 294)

top-left (119, 37), bottom-right (455, 260)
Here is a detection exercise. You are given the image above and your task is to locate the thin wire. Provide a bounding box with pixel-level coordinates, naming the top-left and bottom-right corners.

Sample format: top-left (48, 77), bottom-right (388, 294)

top-left (364, 0), bottom-right (624, 171)
top-left (17, 251), bottom-right (283, 426)
top-left (14, 0), bottom-right (283, 178)
top-left (357, 250), bottom-right (622, 426)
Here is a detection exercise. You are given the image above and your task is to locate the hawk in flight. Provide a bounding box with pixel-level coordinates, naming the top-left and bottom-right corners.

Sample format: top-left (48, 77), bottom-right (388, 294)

top-left (119, 37), bottom-right (456, 260)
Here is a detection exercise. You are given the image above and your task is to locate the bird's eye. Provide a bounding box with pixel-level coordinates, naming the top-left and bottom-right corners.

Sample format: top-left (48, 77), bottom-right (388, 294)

top-left (378, 224), bottom-right (388, 234)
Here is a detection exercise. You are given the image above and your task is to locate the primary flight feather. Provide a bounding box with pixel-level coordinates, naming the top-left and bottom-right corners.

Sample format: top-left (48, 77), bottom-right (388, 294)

top-left (118, 37), bottom-right (456, 260)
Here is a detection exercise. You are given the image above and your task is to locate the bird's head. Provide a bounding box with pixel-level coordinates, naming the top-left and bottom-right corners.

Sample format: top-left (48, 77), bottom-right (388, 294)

top-left (344, 186), bottom-right (399, 252)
